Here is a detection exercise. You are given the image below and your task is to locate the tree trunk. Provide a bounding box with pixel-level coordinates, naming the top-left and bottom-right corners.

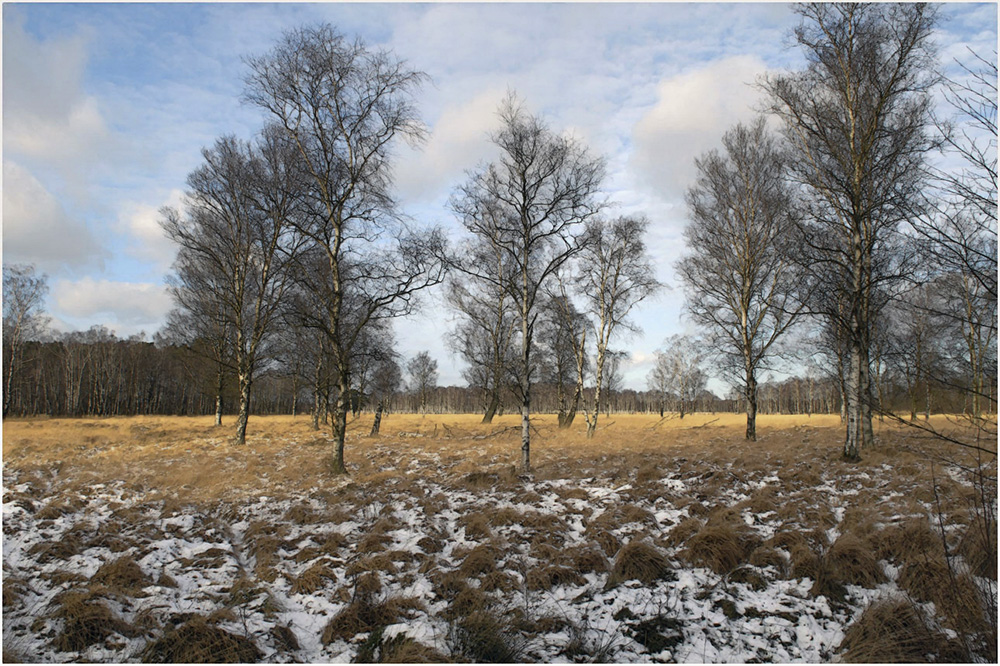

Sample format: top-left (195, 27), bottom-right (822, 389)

top-left (3, 338), bottom-right (19, 419)
top-left (521, 396), bottom-right (531, 472)
top-left (586, 345), bottom-right (607, 439)
top-left (370, 402), bottom-right (384, 436)
top-left (234, 370), bottom-right (252, 446)
top-left (311, 358), bottom-right (322, 431)
top-left (481, 393), bottom-right (498, 424)
top-left (330, 369), bottom-right (350, 474)
top-left (214, 364), bottom-right (224, 427)
top-left (843, 340), bottom-right (865, 461)
top-left (519, 290), bottom-right (531, 472)
top-left (745, 367), bottom-right (757, 441)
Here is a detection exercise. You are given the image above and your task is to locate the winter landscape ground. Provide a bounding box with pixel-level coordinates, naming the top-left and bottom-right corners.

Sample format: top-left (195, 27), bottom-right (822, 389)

top-left (2, 413), bottom-right (996, 663)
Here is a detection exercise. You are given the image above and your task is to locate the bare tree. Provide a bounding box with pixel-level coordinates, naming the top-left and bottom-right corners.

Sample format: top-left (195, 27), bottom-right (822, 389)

top-left (446, 242), bottom-right (518, 423)
top-left (160, 302), bottom-right (233, 427)
top-left (916, 49), bottom-right (998, 418)
top-left (245, 24), bottom-right (445, 473)
top-left (763, 3), bottom-right (940, 460)
top-left (369, 354), bottom-right (402, 436)
top-left (451, 93), bottom-right (605, 471)
top-left (578, 215), bottom-right (659, 437)
top-left (650, 335), bottom-right (707, 419)
top-left (2, 264), bottom-right (49, 418)
top-left (538, 286), bottom-right (589, 428)
top-left (407, 351), bottom-right (438, 413)
top-left (600, 349), bottom-right (629, 417)
top-left (162, 130), bottom-right (303, 445)
top-left (677, 118), bottom-right (800, 441)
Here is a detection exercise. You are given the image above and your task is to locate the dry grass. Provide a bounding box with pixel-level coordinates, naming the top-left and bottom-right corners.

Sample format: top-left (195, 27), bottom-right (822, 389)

top-left (0, 413), bottom-right (852, 504)
top-left (290, 562), bottom-right (338, 595)
top-left (321, 596), bottom-right (424, 645)
top-left (140, 616), bottom-right (263, 663)
top-left (50, 590), bottom-right (137, 652)
top-left (837, 599), bottom-right (967, 663)
top-left (89, 556), bottom-right (152, 597)
top-left (681, 520), bottom-right (761, 575)
top-left (606, 539), bottom-right (673, 588)
top-left (3, 412), bottom-right (996, 661)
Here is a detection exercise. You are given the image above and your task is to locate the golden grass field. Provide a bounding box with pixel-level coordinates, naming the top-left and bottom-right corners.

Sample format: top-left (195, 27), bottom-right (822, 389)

top-left (2, 411), bottom-right (996, 662)
top-left (0, 412), bottom-right (910, 502)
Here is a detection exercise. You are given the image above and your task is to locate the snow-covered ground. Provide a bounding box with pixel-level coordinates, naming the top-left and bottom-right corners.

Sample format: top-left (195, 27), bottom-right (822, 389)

top-left (2, 427), bottom-right (994, 663)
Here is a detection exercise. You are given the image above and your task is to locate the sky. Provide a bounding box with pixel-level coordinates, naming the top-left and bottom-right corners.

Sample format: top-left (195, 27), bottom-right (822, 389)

top-left (3, 1), bottom-right (996, 390)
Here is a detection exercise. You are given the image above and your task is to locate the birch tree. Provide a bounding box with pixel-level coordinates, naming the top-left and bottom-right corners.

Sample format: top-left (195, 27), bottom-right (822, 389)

top-left (245, 24), bottom-right (445, 473)
top-left (578, 215), bottom-right (659, 437)
top-left (763, 3), bottom-right (940, 460)
top-left (407, 351), bottom-right (438, 413)
top-left (677, 118), bottom-right (800, 441)
top-left (451, 93), bottom-right (605, 471)
top-left (446, 239), bottom-right (518, 423)
top-left (162, 130), bottom-right (303, 445)
top-left (2, 264), bottom-right (49, 418)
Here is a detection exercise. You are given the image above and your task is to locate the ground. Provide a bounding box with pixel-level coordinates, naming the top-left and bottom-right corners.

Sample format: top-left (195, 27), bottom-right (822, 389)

top-left (2, 412), bottom-right (996, 663)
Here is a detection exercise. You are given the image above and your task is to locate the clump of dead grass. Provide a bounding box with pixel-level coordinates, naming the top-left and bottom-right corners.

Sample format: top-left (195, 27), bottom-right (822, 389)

top-left (824, 533), bottom-right (884, 587)
top-left (526, 564), bottom-right (587, 591)
top-left (449, 607), bottom-right (526, 663)
top-left (90, 556), bottom-right (153, 597)
top-left (457, 512), bottom-right (493, 541)
top-left (290, 561), bottom-right (338, 595)
top-left (561, 543), bottom-right (610, 574)
top-left (50, 590), bottom-right (137, 653)
top-left (458, 544), bottom-right (499, 578)
top-left (376, 635), bottom-right (451, 663)
top-left (680, 520), bottom-right (760, 575)
top-left (321, 596), bottom-right (424, 645)
top-left (606, 539), bottom-right (673, 588)
top-left (3, 576), bottom-right (30, 609)
top-left (837, 598), bottom-right (967, 663)
top-left (874, 517), bottom-right (944, 565)
top-left (27, 533), bottom-right (84, 564)
top-left (140, 615), bottom-right (263, 663)
top-left (958, 519), bottom-right (998, 580)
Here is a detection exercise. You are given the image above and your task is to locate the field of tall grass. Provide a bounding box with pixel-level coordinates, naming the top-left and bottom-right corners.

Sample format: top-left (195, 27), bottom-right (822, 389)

top-left (3, 412), bottom-right (996, 662)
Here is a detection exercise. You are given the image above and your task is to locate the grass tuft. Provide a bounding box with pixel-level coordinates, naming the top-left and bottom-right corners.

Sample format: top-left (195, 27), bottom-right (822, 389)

top-left (321, 596), bottom-right (424, 645)
top-left (837, 599), bottom-right (967, 663)
top-left (681, 521), bottom-right (760, 574)
top-left (90, 556), bottom-right (153, 597)
top-left (140, 616), bottom-right (263, 663)
top-left (51, 591), bottom-right (137, 652)
top-left (606, 539), bottom-right (674, 588)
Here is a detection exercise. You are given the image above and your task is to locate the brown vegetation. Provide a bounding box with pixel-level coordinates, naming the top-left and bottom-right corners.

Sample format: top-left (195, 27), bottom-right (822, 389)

top-left (2, 412), bottom-right (995, 662)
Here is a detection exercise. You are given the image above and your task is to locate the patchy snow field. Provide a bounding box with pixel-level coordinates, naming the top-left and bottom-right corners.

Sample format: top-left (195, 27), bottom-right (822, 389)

top-left (2, 414), bottom-right (995, 662)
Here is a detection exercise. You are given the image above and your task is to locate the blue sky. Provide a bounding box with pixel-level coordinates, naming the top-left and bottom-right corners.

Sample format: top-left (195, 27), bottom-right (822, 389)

top-left (3, 2), bottom-right (996, 389)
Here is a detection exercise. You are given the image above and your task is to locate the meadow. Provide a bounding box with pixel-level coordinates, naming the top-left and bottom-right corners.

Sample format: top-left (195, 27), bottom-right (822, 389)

top-left (2, 412), bottom-right (996, 662)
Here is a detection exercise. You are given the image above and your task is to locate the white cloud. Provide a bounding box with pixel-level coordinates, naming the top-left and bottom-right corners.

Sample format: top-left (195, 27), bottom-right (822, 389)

top-left (394, 89), bottom-right (505, 204)
top-left (2, 161), bottom-right (108, 273)
top-left (2, 17), bottom-right (121, 188)
top-left (117, 189), bottom-right (185, 271)
top-left (52, 277), bottom-right (172, 329)
top-left (631, 55), bottom-right (769, 201)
